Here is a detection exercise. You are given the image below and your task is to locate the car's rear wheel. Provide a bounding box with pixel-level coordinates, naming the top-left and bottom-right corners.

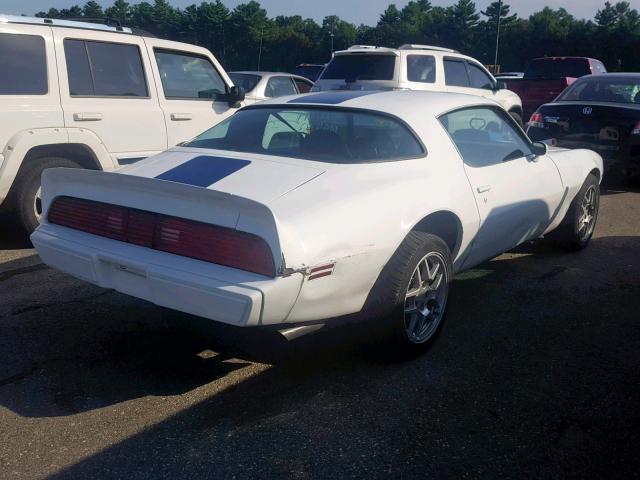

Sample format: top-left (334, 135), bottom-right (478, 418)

top-left (549, 173), bottom-right (600, 250)
top-left (10, 157), bottom-right (82, 234)
top-left (367, 232), bottom-right (452, 358)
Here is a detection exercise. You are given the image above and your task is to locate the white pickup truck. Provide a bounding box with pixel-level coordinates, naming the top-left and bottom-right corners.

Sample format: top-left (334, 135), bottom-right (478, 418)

top-left (0, 14), bottom-right (245, 233)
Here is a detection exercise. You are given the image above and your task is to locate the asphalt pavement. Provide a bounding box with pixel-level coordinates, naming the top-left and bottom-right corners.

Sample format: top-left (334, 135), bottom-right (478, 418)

top-left (0, 180), bottom-right (639, 479)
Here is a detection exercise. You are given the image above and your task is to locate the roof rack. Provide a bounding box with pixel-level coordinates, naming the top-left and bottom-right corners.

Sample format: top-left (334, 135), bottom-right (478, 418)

top-left (0, 14), bottom-right (133, 34)
top-left (399, 44), bottom-right (459, 53)
top-left (348, 45), bottom-right (381, 50)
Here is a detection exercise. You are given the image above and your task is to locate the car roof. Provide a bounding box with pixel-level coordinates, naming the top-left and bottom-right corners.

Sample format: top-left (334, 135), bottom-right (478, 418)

top-left (251, 90), bottom-right (498, 121)
top-left (231, 71), bottom-right (310, 81)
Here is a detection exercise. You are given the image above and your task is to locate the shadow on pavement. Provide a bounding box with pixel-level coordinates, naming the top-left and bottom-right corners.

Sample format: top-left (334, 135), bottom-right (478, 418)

top-left (0, 235), bottom-right (636, 478)
top-left (0, 213), bottom-right (31, 250)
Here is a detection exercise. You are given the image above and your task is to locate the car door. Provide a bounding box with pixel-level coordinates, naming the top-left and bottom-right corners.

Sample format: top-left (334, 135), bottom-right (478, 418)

top-left (53, 29), bottom-right (167, 166)
top-left (440, 106), bottom-right (564, 267)
top-left (144, 40), bottom-right (239, 147)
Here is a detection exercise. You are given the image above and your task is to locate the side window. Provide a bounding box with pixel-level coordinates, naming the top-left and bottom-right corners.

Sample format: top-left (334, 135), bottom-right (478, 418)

top-left (265, 77), bottom-right (298, 98)
top-left (154, 49), bottom-right (227, 100)
top-left (439, 107), bottom-right (533, 167)
top-left (0, 33), bottom-right (47, 95)
top-left (407, 55), bottom-right (436, 83)
top-left (294, 79), bottom-right (313, 94)
top-left (444, 59), bottom-right (470, 87)
top-left (467, 63), bottom-right (494, 90)
top-left (64, 39), bottom-right (148, 97)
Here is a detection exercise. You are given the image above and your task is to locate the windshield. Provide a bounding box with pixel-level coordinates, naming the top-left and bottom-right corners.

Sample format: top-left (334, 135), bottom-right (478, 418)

top-left (320, 54), bottom-right (396, 81)
top-left (185, 107), bottom-right (424, 163)
top-left (525, 58), bottom-right (590, 79)
top-left (557, 77), bottom-right (640, 104)
top-left (229, 73), bottom-right (261, 94)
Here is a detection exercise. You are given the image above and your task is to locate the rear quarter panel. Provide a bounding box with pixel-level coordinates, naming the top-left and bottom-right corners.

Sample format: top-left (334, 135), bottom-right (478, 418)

top-left (273, 122), bottom-right (480, 322)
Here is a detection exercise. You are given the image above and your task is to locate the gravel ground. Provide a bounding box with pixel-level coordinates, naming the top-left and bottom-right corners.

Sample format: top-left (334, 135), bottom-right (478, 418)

top-left (0, 180), bottom-right (639, 479)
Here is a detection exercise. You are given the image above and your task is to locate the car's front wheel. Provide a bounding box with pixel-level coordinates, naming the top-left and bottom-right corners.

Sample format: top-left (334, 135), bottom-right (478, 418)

top-left (369, 232), bottom-right (452, 358)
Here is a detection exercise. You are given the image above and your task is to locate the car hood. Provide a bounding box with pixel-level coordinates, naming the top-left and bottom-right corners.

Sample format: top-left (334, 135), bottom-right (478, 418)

top-left (119, 148), bottom-right (326, 205)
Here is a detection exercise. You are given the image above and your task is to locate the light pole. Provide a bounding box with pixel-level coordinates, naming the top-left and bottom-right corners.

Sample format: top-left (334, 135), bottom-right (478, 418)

top-left (493, 0), bottom-right (502, 74)
top-left (257, 25), bottom-right (264, 71)
top-left (329, 19), bottom-right (335, 55)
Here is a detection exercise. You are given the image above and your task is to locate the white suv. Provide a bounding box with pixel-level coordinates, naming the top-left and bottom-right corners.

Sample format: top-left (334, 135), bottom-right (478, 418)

top-left (313, 44), bottom-right (523, 123)
top-left (0, 14), bottom-right (245, 233)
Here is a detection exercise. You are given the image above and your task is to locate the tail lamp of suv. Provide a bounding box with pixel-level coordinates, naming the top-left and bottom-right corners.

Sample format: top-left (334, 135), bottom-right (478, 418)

top-left (47, 196), bottom-right (276, 277)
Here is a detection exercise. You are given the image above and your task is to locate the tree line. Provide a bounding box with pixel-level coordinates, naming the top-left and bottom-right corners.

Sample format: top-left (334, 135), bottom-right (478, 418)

top-left (33, 0), bottom-right (640, 73)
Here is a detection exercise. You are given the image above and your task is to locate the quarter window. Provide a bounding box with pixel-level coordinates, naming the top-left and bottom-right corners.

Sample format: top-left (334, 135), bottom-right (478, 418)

top-left (467, 63), bottom-right (494, 90)
top-left (407, 55), bottom-right (436, 83)
top-left (265, 77), bottom-right (298, 97)
top-left (64, 39), bottom-right (148, 97)
top-left (0, 33), bottom-right (47, 95)
top-left (155, 50), bottom-right (226, 100)
top-left (444, 59), bottom-right (470, 87)
top-left (294, 79), bottom-right (313, 94)
top-left (440, 107), bottom-right (532, 167)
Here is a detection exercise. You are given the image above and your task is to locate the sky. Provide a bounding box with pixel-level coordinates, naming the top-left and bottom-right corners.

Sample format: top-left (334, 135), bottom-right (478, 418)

top-left (4, 0), bottom-right (639, 25)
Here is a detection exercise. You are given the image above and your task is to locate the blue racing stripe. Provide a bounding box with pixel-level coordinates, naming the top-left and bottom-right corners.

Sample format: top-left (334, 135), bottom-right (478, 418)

top-left (289, 91), bottom-right (380, 104)
top-left (155, 155), bottom-right (250, 187)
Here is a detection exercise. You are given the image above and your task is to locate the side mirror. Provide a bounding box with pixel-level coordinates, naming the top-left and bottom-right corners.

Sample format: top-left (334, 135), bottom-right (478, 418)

top-left (226, 85), bottom-right (245, 108)
top-left (531, 141), bottom-right (548, 156)
top-left (494, 80), bottom-right (507, 91)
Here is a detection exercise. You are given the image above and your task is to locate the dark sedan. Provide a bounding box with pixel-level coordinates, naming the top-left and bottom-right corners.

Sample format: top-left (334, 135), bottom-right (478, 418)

top-left (527, 73), bottom-right (640, 186)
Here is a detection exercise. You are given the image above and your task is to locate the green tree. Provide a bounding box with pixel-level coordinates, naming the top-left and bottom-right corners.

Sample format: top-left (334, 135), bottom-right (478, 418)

top-left (82, 1), bottom-right (104, 18)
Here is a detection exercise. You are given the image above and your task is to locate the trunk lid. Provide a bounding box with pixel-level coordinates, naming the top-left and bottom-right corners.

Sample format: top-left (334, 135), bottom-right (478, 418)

top-left (537, 102), bottom-right (640, 158)
top-left (120, 148), bottom-right (326, 205)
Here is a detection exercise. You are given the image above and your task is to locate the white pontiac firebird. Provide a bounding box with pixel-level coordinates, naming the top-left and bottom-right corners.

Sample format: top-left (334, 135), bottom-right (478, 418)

top-left (31, 91), bottom-right (603, 356)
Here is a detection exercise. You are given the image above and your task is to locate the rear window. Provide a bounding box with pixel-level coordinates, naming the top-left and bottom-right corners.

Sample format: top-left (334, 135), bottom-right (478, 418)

top-left (320, 55), bottom-right (396, 81)
top-left (186, 107), bottom-right (424, 163)
top-left (229, 73), bottom-right (261, 93)
top-left (557, 77), bottom-right (640, 104)
top-left (64, 39), bottom-right (148, 97)
top-left (0, 33), bottom-right (47, 95)
top-left (525, 58), bottom-right (591, 79)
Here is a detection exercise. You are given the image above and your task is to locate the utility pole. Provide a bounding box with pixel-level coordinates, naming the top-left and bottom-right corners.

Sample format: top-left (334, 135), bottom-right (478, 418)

top-left (329, 19), bottom-right (335, 55)
top-left (257, 25), bottom-right (264, 71)
top-left (493, 0), bottom-right (502, 74)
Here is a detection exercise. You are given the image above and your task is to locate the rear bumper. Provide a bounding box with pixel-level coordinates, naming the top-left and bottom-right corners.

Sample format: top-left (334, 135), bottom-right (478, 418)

top-left (31, 224), bottom-right (304, 327)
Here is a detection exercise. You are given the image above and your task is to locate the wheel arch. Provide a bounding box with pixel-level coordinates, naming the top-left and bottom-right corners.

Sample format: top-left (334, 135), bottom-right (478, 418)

top-left (21, 143), bottom-right (103, 171)
top-left (410, 210), bottom-right (463, 259)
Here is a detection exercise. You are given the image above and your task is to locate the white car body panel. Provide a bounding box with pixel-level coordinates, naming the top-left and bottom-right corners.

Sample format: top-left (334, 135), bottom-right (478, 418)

top-left (31, 91), bottom-right (602, 328)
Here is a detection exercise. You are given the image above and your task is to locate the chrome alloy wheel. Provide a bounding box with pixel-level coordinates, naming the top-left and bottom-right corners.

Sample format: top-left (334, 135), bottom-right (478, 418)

top-left (404, 252), bottom-right (449, 344)
top-left (578, 185), bottom-right (598, 242)
top-left (34, 186), bottom-right (43, 222)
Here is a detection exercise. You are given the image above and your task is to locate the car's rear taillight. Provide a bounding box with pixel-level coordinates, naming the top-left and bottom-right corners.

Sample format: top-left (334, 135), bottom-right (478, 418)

top-left (47, 196), bottom-right (276, 277)
top-left (528, 112), bottom-right (545, 129)
top-left (632, 121), bottom-right (640, 136)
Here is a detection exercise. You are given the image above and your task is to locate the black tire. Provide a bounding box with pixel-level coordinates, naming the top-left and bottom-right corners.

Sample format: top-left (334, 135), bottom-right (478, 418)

top-left (509, 111), bottom-right (523, 127)
top-left (549, 173), bottom-right (600, 251)
top-left (9, 157), bottom-right (82, 234)
top-left (366, 231), bottom-right (453, 359)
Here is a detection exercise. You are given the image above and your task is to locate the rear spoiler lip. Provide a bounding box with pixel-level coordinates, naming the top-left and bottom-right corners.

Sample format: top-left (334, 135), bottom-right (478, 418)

top-left (40, 168), bottom-right (284, 272)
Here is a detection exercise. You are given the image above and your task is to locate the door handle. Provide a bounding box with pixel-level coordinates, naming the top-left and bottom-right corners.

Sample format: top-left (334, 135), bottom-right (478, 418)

top-left (170, 113), bottom-right (193, 121)
top-left (477, 185), bottom-right (492, 194)
top-left (73, 112), bottom-right (102, 121)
